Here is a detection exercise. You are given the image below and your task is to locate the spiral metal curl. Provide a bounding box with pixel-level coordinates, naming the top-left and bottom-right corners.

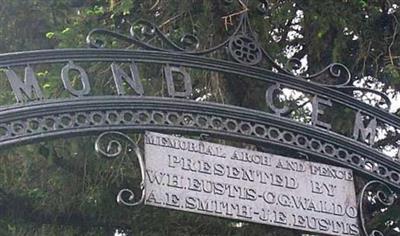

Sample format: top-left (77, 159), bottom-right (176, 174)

top-left (95, 131), bottom-right (145, 207)
top-left (359, 180), bottom-right (397, 236)
top-left (290, 62), bottom-right (390, 109)
top-left (87, 19), bottom-right (227, 55)
top-left (305, 63), bottom-right (352, 88)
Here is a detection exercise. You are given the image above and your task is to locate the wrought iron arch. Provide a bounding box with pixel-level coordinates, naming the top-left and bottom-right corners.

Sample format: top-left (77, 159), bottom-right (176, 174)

top-left (0, 2), bottom-right (399, 235)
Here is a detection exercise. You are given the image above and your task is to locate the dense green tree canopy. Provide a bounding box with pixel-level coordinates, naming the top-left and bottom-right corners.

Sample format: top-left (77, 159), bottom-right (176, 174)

top-left (0, 0), bottom-right (399, 235)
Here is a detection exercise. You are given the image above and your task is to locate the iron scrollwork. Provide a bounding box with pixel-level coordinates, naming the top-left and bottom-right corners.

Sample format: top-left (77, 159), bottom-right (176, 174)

top-left (0, 0), bottom-right (398, 222)
top-left (301, 63), bottom-right (391, 110)
top-left (86, 19), bottom-right (224, 54)
top-left (95, 131), bottom-right (146, 207)
top-left (85, 0), bottom-right (391, 110)
top-left (359, 180), bottom-right (398, 236)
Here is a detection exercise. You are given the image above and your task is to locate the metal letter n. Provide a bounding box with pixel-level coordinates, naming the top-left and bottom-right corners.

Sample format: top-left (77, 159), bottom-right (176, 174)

top-left (111, 62), bottom-right (144, 96)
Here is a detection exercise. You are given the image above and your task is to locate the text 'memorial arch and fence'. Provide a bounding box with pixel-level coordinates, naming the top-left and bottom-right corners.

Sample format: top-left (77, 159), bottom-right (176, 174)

top-left (0, 1), bottom-right (399, 235)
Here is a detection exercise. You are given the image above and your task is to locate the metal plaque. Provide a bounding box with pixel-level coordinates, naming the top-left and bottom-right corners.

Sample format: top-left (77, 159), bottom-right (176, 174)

top-left (144, 132), bottom-right (359, 235)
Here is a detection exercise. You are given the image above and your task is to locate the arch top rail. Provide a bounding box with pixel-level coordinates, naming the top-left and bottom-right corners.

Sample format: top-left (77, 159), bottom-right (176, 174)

top-left (0, 49), bottom-right (391, 101)
top-left (0, 48), bottom-right (397, 129)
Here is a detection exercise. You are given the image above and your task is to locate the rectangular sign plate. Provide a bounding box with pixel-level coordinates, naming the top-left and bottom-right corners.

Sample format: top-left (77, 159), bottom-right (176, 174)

top-left (144, 132), bottom-right (360, 235)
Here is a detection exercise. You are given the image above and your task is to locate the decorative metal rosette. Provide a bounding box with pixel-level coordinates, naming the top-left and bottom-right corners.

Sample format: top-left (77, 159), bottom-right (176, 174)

top-left (228, 34), bottom-right (262, 65)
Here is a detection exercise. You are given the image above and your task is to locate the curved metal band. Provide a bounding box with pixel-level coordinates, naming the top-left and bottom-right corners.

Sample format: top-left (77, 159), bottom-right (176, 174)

top-left (0, 49), bottom-right (398, 129)
top-left (0, 96), bottom-right (399, 190)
